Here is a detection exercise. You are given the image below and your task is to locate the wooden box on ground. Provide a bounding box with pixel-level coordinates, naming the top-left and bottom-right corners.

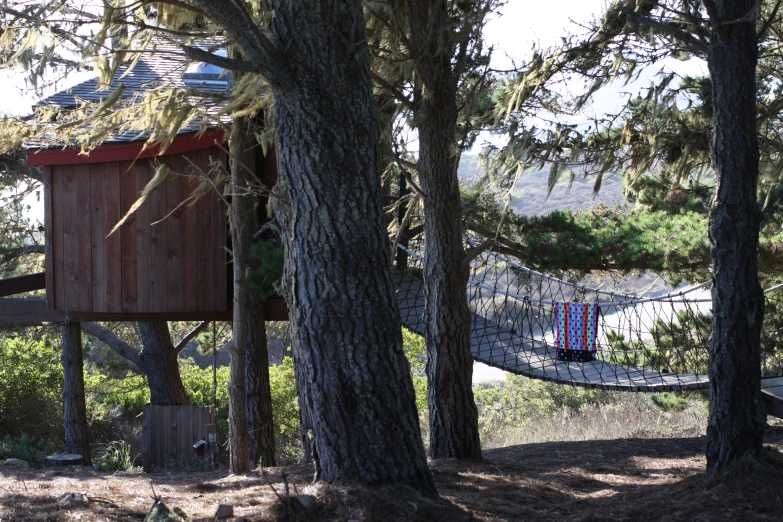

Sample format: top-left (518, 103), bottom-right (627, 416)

top-left (142, 404), bottom-right (214, 471)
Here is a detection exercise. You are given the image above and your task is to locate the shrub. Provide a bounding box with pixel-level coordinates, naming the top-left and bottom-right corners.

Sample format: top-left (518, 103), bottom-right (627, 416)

top-left (0, 434), bottom-right (62, 468)
top-left (403, 329), bottom-right (428, 412)
top-left (270, 356), bottom-right (303, 463)
top-left (0, 336), bottom-right (63, 442)
top-left (95, 440), bottom-right (139, 472)
top-left (651, 392), bottom-right (690, 412)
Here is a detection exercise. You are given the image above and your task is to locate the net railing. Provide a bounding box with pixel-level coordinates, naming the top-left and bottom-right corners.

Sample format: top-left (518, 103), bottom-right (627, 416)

top-left (393, 234), bottom-right (783, 391)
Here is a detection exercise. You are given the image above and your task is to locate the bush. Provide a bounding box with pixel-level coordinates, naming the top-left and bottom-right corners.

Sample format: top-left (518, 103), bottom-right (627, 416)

top-left (0, 434), bottom-right (62, 468)
top-left (270, 356), bottom-right (303, 463)
top-left (473, 376), bottom-right (708, 448)
top-left (0, 336), bottom-right (64, 443)
top-left (403, 329), bottom-right (428, 412)
top-left (95, 440), bottom-right (139, 472)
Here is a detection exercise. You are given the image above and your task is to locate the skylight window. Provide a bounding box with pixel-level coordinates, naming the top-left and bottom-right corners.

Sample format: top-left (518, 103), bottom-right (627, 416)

top-left (182, 49), bottom-right (230, 89)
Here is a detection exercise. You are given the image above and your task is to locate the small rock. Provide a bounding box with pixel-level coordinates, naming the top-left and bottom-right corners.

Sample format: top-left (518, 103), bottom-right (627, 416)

top-left (2, 458), bottom-right (30, 468)
top-left (296, 494), bottom-right (317, 510)
top-left (56, 492), bottom-right (89, 506)
top-left (144, 500), bottom-right (191, 522)
top-left (215, 504), bottom-right (233, 519)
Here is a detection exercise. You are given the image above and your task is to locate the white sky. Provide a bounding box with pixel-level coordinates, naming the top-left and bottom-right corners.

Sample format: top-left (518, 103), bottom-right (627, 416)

top-left (0, 0), bottom-right (708, 117)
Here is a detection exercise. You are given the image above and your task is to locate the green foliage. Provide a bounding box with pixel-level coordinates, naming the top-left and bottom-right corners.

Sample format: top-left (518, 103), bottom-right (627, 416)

top-left (463, 189), bottom-right (711, 283)
top-left (0, 336), bottom-right (63, 442)
top-left (651, 393), bottom-right (689, 412)
top-left (86, 358), bottom-right (231, 444)
top-left (0, 434), bottom-right (62, 468)
top-left (269, 357), bottom-right (302, 463)
top-left (605, 310), bottom-right (711, 375)
top-left (473, 374), bottom-right (612, 432)
top-left (86, 353), bottom-right (308, 465)
top-left (624, 172), bottom-right (712, 213)
top-left (86, 372), bottom-right (149, 417)
top-left (95, 440), bottom-right (139, 472)
top-left (248, 240), bottom-right (284, 300)
top-left (402, 329), bottom-right (428, 412)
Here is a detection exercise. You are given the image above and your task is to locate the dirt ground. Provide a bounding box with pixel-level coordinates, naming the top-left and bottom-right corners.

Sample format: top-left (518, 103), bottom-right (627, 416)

top-left (2, 430), bottom-right (782, 522)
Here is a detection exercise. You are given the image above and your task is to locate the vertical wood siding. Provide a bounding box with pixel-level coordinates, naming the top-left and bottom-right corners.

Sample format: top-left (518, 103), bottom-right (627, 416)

top-left (141, 405), bottom-right (213, 471)
top-left (47, 147), bottom-right (227, 314)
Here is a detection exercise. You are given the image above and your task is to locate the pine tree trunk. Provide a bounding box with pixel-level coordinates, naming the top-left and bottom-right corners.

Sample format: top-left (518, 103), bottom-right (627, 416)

top-left (269, 0), bottom-right (434, 492)
top-left (136, 321), bottom-right (190, 406)
top-left (408, 0), bottom-right (481, 460)
top-left (61, 323), bottom-right (91, 465)
top-left (246, 297), bottom-right (276, 467)
top-left (228, 114), bottom-right (252, 473)
top-left (269, 172), bottom-right (315, 464)
top-left (705, 0), bottom-right (766, 472)
top-left (230, 112), bottom-right (278, 469)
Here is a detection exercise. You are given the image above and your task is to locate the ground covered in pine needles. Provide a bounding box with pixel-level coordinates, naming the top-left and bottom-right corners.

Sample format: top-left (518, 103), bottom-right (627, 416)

top-left (2, 430), bottom-right (782, 521)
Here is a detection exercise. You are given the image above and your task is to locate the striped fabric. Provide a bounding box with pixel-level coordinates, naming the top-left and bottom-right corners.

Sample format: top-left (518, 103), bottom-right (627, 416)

top-left (555, 302), bottom-right (599, 362)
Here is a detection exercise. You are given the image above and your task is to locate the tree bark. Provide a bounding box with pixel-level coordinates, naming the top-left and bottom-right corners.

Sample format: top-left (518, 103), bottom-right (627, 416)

top-left (135, 321), bottom-right (190, 406)
top-left (269, 171), bottom-right (315, 464)
top-left (268, 0), bottom-right (434, 491)
top-left (61, 322), bottom-right (91, 465)
top-left (705, 0), bottom-right (766, 472)
top-left (82, 321), bottom-right (189, 406)
top-left (227, 112), bottom-right (252, 474)
top-left (407, 0), bottom-right (481, 460)
top-left (246, 293), bottom-right (276, 467)
top-left (191, 0), bottom-right (434, 492)
top-left (229, 111), bottom-right (277, 470)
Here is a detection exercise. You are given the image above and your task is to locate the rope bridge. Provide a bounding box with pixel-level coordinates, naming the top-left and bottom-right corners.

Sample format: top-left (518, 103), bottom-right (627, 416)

top-left (393, 235), bottom-right (783, 392)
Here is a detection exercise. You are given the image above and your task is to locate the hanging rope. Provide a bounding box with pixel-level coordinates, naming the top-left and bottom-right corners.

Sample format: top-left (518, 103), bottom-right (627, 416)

top-left (392, 234), bottom-right (783, 392)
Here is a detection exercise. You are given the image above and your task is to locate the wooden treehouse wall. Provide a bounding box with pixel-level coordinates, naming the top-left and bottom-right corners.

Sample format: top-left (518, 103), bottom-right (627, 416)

top-left (43, 147), bottom-right (228, 315)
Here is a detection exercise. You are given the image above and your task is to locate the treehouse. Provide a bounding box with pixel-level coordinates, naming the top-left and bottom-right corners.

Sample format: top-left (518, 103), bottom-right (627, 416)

top-left (0, 47), bottom-right (285, 325)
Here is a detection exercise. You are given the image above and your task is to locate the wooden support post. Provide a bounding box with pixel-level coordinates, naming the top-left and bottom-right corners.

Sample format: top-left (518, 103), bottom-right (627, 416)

top-left (62, 322), bottom-right (91, 465)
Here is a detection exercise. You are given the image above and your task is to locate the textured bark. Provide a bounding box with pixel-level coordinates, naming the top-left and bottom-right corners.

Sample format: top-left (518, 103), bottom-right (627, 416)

top-left (268, 0), bottom-right (434, 491)
top-left (705, 0), bottom-right (766, 472)
top-left (270, 175), bottom-right (315, 464)
top-left (136, 321), bottom-right (190, 406)
top-left (190, 0), bottom-right (434, 492)
top-left (230, 112), bottom-right (277, 469)
top-left (228, 114), bottom-right (252, 473)
top-left (61, 323), bottom-right (91, 465)
top-left (407, 0), bottom-right (481, 460)
top-left (246, 293), bottom-right (276, 467)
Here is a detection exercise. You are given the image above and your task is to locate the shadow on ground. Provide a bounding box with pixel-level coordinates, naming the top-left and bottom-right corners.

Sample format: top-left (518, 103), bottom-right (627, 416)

top-left (1, 431), bottom-right (782, 521)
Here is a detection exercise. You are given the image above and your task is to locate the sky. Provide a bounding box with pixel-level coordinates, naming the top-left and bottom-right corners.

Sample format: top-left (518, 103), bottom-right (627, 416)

top-left (0, 0), bottom-right (708, 116)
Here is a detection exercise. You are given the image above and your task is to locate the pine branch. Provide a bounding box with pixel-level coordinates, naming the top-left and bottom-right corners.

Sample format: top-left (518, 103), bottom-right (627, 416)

top-left (0, 245), bottom-right (44, 267)
top-left (181, 45), bottom-right (260, 74)
top-left (189, 0), bottom-right (291, 89)
top-left (174, 320), bottom-right (210, 354)
top-left (621, 8), bottom-right (709, 54)
top-left (372, 72), bottom-right (414, 110)
top-left (758, 0), bottom-right (782, 42)
top-left (81, 323), bottom-right (142, 367)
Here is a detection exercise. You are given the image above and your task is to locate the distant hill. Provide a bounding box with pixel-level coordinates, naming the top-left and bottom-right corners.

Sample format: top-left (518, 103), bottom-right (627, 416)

top-left (458, 154), bottom-right (627, 216)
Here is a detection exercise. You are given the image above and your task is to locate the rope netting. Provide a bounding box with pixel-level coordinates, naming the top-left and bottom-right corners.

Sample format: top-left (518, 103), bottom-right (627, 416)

top-left (393, 235), bottom-right (783, 392)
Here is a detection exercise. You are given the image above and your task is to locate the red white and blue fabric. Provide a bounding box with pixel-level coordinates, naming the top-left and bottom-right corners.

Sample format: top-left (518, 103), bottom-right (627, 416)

top-left (555, 302), bottom-right (599, 362)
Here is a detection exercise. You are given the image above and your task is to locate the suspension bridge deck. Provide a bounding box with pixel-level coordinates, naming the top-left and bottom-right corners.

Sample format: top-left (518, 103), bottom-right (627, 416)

top-left (394, 270), bottom-right (710, 392)
top-left (762, 378), bottom-right (783, 419)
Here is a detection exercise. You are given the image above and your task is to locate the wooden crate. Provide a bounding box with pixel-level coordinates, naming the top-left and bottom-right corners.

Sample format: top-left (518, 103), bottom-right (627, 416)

top-left (141, 404), bottom-right (214, 471)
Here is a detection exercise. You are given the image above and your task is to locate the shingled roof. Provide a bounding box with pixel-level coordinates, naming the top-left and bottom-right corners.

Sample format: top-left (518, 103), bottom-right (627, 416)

top-left (31, 41), bottom-right (230, 146)
top-left (39, 41), bottom-right (230, 109)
